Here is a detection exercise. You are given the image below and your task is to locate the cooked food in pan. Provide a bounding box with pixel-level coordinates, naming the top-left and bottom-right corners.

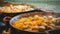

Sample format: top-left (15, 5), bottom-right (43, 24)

top-left (12, 15), bottom-right (60, 32)
top-left (0, 4), bottom-right (34, 13)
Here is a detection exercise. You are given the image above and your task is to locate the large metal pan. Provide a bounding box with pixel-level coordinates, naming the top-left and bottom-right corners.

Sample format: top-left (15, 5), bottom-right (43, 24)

top-left (10, 11), bottom-right (60, 34)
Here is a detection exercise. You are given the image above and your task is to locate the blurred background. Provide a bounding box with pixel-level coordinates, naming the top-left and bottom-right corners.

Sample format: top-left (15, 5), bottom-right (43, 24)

top-left (0, 0), bottom-right (60, 13)
top-left (2, 0), bottom-right (60, 13)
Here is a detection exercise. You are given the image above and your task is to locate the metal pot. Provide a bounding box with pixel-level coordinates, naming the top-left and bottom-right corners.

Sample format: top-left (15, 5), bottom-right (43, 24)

top-left (9, 11), bottom-right (60, 34)
top-left (0, 2), bottom-right (35, 22)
